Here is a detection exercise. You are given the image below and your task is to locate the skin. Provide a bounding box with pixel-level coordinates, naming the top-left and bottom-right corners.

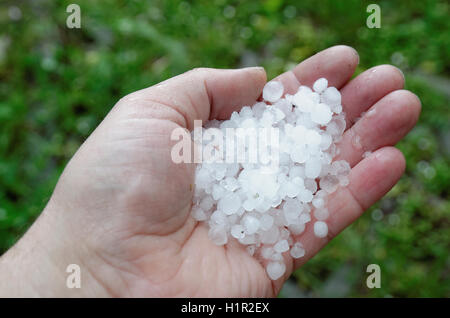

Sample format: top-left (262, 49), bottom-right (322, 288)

top-left (0, 46), bottom-right (421, 297)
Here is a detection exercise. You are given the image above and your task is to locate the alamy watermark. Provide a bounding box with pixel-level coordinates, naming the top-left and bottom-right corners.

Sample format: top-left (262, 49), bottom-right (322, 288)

top-left (171, 120), bottom-right (280, 171)
top-left (66, 263), bottom-right (81, 289)
top-left (366, 264), bottom-right (381, 288)
top-left (66, 4), bottom-right (81, 29)
top-left (366, 4), bottom-right (381, 29)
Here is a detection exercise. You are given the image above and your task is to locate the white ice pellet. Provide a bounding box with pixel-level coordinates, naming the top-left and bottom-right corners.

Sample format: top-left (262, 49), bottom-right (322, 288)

top-left (192, 78), bottom-right (351, 280)
top-left (298, 85), bottom-right (313, 95)
top-left (212, 184), bottom-right (226, 200)
top-left (260, 214), bottom-right (274, 231)
top-left (298, 188), bottom-right (313, 203)
top-left (319, 175), bottom-right (340, 193)
top-left (312, 197), bottom-right (325, 209)
top-left (290, 147), bottom-right (308, 163)
top-left (274, 239), bottom-right (290, 253)
top-left (289, 166), bottom-right (304, 178)
top-left (305, 160), bottom-right (322, 179)
top-left (339, 176), bottom-right (350, 187)
top-left (210, 210), bottom-right (227, 225)
top-left (313, 221), bottom-right (328, 238)
top-left (221, 177), bottom-right (239, 192)
top-left (231, 224), bottom-right (246, 239)
top-left (208, 226), bottom-right (228, 245)
top-left (331, 103), bottom-right (343, 114)
top-left (304, 179), bottom-right (318, 193)
top-left (240, 106), bottom-right (253, 118)
top-left (240, 234), bottom-right (257, 245)
top-left (283, 199), bottom-right (302, 219)
top-left (266, 261), bottom-right (286, 280)
top-left (288, 222), bottom-right (305, 235)
top-left (270, 252), bottom-right (283, 261)
top-left (322, 86), bottom-right (341, 105)
top-left (290, 242), bottom-right (305, 258)
top-left (261, 247), bottom-right (274, 259)
top-left (195, 168), bottom-right (212, 189)
top-left (299, 212), bottom-right (311, 224)
top-left (218, 193), bottom-right (241, 215)
top-left (261, 226), bottom-right (280, 244)
top-left (200, 196), bottom-right (214, 211)
top-left (311, 103), bottom-right (333, 125)
top-left (313, 78), bottom-right (328, 93)
top-left (192, 206), bottom-right (207, 221)
top-left (285, 181), bottom-right (300, 198)
top-left (263, 81), bottom-right (284, 103)
top-left (242, 215), bottom-right (260, 235)
top-left (274, 99), bottom-right (292, 117)
top-left (252, 102), bottom-right (267, 118)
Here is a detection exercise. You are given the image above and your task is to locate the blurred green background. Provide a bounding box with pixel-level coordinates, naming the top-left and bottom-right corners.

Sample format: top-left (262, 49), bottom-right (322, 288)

top-left (0, 0), bottom-right (449, 297)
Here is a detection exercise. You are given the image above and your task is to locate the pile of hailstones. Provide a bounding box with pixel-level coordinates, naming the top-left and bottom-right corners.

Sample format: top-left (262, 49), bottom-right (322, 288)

top-left (191, 78), bottom-right (350, 280)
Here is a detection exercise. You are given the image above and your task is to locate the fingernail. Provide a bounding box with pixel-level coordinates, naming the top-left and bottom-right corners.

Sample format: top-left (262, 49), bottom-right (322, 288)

top-left (241, 66), bottom-right (265, 72)
top-left (397, 67), bottom-right (405, 81)
top-left (351, 47), bottom-right (360, 65)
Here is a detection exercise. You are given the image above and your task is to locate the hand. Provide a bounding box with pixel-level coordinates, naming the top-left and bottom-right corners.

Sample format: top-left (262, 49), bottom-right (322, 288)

top-left (0, 46), bottom-right (420, 297)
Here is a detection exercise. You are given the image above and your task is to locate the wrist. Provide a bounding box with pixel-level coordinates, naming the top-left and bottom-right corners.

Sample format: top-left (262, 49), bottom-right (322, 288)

top-left (0, 205), bottom-right (110, 297)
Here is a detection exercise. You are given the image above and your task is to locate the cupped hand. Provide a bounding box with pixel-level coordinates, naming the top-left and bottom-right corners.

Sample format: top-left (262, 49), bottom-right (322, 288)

top-left (0, 46), bottom-right (421, 297)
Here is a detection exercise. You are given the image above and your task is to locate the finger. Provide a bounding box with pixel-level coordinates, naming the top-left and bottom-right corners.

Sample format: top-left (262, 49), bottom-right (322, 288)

top-left (340, 64), bottom-right (405, 127)
top-left (336, 89), bottom-right (421, 167)
top-left (274, 45), bottom-right (359, 94)
top-left (293, 146), bottom-right (406, 269)
top-left (122, 67), bottom-right (267, 130)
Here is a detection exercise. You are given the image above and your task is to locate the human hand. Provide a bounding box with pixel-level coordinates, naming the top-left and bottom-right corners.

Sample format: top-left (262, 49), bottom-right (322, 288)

top-left (0, 46), bottom-right (420, 297)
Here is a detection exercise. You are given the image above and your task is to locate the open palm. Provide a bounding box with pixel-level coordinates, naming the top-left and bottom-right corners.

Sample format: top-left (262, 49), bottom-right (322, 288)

top-left (14, 46), bottom-right (420, 297)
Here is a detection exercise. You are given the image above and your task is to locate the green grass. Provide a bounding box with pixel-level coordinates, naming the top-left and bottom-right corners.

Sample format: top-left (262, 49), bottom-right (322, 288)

top-left (0, 0), bottom-right (449, 297)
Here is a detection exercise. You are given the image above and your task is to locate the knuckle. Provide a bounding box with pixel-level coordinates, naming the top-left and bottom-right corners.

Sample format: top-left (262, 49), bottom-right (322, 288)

top-left (185, 67), bottom-right (211, 77)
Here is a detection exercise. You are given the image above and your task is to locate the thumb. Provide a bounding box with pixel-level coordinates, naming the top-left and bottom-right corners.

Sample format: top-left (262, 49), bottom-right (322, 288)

top-left (124, 67), bottom-right (267, 130)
